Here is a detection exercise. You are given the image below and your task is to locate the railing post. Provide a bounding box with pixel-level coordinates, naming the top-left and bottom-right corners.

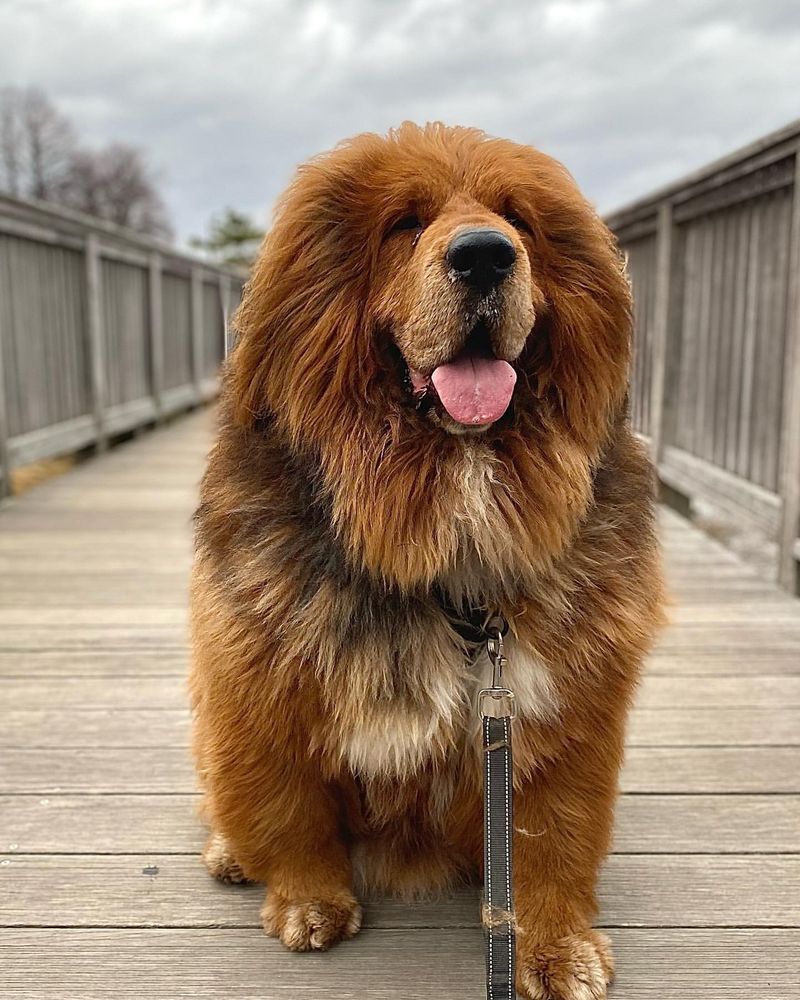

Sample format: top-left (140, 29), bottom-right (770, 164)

top-left (148, 252), bottom-right (164, 421)
top-left (85, 233), bottom-right (107, 451)
top-left (0, 306), bottom-right (11, 498)
top-left (778, 150), bottom-right (800, 593)
top-left (219, 273), bottom-right (231, 360)
top-left (190, 266), bottom-right (204, 400)
top-left (649, 202), bottom-right (674, 465)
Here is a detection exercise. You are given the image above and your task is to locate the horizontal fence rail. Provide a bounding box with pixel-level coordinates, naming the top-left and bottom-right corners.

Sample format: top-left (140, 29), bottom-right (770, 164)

top-left (0, 193), bottom-right (245, 494)
top-left (607, 119), bottom-right (800, 593)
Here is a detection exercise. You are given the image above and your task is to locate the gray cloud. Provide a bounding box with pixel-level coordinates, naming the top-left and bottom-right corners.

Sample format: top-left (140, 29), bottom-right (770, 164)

top-left (2, 0), bottom-right (799, 241)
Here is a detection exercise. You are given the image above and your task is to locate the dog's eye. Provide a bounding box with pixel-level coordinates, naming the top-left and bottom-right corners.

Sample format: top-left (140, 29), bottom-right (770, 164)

top-left (388, 213), bottom-right (423, 236)
top-left (504, 213), bottom-right (532, 236)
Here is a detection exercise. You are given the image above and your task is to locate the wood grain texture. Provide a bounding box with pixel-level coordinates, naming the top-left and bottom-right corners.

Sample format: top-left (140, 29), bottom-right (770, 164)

top-left (2, 854), bottom-right (799, 929)
top-left (0, 266), bottom-right (11, 497)
top-left (0, 747), bottom-right (196, 793)
top-left (2, 928), bottom-right (798, 1000)
top-left (5, 745), bottom-right (799, 795)
top-left (778, 148), bottom-right (800, 588)
top-left (627, 708), bottom-right (800, 745)
top-left (5, 705), bottom-right (800, 749)
top-left (636, 674), bottom-right (800, 707)
top-left (7, 672), bottom-right (800, 710)
top-left (4, 794), bottom-right (798, 855)
top-left (0, 650), bottom-right (189, 677)
top-left (622, 747), bottom-right (800, 793)
top-left (615, 145), bottom-right (800, 591)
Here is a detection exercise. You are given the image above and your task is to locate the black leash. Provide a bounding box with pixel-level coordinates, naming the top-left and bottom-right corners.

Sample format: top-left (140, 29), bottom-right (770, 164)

top-left (478, 616), bottom-right (516, 1000)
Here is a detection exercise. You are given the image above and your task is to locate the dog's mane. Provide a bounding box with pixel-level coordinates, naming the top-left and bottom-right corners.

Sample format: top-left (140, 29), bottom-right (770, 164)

top-left (220, 123), bottom-right (633, 589)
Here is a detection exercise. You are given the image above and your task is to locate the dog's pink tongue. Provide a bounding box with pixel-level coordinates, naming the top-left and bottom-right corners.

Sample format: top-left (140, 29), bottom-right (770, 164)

top-left (431, 352), bottom-right (517, 425)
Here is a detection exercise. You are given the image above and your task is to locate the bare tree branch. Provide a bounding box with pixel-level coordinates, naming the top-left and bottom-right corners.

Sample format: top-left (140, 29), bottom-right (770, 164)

top-left (60, 142), bottom-right (173, 239)
top-left (0, 87), bottom-right (25, 196)
top-left (0, 86), bottom-right (173, 240)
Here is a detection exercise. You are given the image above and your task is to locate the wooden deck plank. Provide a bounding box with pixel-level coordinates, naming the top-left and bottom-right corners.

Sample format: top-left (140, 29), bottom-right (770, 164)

top-left (4, 794), bottom-right (799, 855)
top-left (0, 748), bottom-right (196, 793)
top-left (0, 626), bottom-right (188, 650)
top-left (0, 578), bottom-right (189, 608)
top-left (3, 600), bottom-right (785, 629)
top-left (4, 745), bottom-right (800, 794)
top-left (6, 620), bottom-right (800, 660)
top-left (657, 626), bottom-right (800, 651)
top-left (622, 747), bottom-right (800, 792)
top-left (645, 653), bottom-right (800, 676)
top-left (4, 673), bottom-right (799, 710)
top-left (0, 709), bottom-right (191, 747)
top-left (2, 928), bottom-right (797, 1000)
top-left (4, 705), bottom-right (799, 748)
top-left (636, 675), bottom-right (800, 707)
top-left (669, 603), bottom-right (800, 623)
top-left (0, 607), bottom-right (188, 627)
top-left (2, 854), bottom-right (799, 929)
top-left (3, 648), bottom-right (798, 678)
top-left (0, 650), bottom-right (189, 677)
top-left (627, 708), bottom-right (800, 745)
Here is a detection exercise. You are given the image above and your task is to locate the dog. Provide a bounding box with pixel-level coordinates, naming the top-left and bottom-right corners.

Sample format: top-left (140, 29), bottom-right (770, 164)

top-left (190, 122), bottom-right (664, 999)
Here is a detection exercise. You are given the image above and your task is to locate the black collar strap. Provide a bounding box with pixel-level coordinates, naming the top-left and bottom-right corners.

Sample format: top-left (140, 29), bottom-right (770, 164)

top-left (479, 620), bottom-right (516, 1000)
top-left (434, 588), bottom-right (510, 646)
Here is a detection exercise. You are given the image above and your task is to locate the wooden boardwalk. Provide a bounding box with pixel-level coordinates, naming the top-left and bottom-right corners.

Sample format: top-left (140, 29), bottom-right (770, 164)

top-left (1, 410), bottom-right (799, 999)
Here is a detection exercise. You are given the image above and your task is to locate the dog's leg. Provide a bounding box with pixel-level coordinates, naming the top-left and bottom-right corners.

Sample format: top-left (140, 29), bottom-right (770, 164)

top-left (191, 583), bottom-right (362, 952)
top-left (510, 730), bottom-right (620, 1000)
top-left (256, 780), bottom-right (362, 954)
top-left (203, 746), bottom-right (361, 953)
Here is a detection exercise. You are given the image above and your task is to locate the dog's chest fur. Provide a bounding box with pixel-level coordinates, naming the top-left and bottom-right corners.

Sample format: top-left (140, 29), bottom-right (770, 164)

top-left (333, 632), bottom-right (558, 780)
top-left (317, 452), bottom-right (560, 781)
top-left (214, 429), bottom-right (565, 781)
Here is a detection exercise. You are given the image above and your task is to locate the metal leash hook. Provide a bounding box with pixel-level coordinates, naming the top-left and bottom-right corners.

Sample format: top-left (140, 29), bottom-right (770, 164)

top-left (478, 615), bottom-right (516, 720)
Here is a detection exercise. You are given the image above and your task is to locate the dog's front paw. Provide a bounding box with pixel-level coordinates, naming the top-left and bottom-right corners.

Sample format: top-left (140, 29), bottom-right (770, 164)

top-left (203, 833), bottom-right (249, 885)
top-left (517, 929), bottom-right (614, 1000)
top-left (202, 833), bottom-right (252, 885)
top-left (261, 889), bottom-right (362, 951)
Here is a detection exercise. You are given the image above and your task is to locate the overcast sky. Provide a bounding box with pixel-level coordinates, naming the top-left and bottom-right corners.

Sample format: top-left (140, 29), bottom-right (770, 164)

top-left (2, 0), bottom-right (799, 242)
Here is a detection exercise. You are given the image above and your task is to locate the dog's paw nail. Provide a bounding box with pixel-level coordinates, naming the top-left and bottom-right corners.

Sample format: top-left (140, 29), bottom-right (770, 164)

top-left (262, 891), bottom-right (362, 951)
top-left (518, 929), bottom-right (613, 1000)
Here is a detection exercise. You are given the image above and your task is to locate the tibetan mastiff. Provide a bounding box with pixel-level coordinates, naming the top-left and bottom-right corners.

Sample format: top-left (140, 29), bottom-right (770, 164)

top-left (190, 122), bottom-right (664, 999)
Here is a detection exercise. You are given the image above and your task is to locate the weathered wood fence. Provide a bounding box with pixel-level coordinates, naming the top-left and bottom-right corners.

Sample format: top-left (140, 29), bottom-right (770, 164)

top-left (608, 119), bottom-right (800, 594)
top-left (0, 193), bottom-right (244, 496)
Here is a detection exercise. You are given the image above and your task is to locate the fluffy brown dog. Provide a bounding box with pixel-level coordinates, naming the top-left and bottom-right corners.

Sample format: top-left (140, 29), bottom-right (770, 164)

top-left (190, 122), bottom-right (664, 999)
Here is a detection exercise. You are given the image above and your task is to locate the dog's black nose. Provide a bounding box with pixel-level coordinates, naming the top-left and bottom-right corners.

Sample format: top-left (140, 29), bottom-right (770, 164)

top-left (446, 228), bottom-right (516, 293)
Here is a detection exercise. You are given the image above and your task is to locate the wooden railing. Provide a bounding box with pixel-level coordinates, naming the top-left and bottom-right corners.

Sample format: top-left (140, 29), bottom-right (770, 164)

top-left (608, 120), bottom-right (800, 593)
top-left (0, 193), bottom-right (245, 496)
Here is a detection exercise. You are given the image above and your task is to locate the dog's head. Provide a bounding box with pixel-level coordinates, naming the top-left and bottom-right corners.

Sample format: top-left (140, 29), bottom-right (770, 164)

top-left (230, 123), bottom-right (632, 586)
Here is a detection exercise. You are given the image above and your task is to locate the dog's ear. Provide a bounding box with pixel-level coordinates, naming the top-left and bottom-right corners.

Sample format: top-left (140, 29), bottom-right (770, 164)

top-left (520, 175), bottom-right (632, 454)
top-left (228, 161), bottom-right (378, 444)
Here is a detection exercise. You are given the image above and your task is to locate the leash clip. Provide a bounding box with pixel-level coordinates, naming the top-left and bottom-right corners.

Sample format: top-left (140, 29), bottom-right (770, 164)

top-left (486, 629), bottom-right (506, 687)
top-left (478, 687), bottom-right (516, 719)
top-left (478, 615), bottom-right (516, 719)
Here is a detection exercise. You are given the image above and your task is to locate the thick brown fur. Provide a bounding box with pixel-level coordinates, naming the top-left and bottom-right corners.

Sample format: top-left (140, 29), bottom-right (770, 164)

top-left (190, 122), bottom-right (665, 998)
